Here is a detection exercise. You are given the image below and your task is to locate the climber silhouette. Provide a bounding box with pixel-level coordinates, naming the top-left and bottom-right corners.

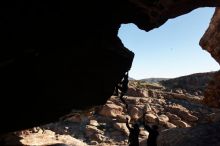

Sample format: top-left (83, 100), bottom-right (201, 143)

top-left (121, 72), bottom-right (129, 93)
top-left (116, 72), bottom-right (129, 108)
top-left (143, 121), bottom-right (159, 146)
top-left (117, 72), bottom-right (129, 94)
top-left (126, 118), bottom-right (140, 146)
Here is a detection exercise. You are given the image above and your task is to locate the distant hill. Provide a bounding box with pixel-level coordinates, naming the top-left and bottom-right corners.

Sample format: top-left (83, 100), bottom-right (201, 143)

top-left (140, 78), bottom-right (169, 83)
top-left (128, 77), bottom-right (136, 81)
top-left (160, 72), bottom-right (215, 95)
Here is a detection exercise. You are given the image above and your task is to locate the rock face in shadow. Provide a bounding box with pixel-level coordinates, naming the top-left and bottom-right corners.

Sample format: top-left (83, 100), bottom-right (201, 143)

top-left (1, 1), bottom-right (220, 133)
top-left (203, 71), bottom-right (220, 108)
top-left (157, 122), bottom-right (220, 146)
top-left (200, 8), bottom-right (220, 108)
top-left (0, 1), bottom-right (135, 133)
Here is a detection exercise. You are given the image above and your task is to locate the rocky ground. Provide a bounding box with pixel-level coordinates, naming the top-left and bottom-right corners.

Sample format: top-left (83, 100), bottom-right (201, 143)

top-left (3, 80), bottom-right (220, 146)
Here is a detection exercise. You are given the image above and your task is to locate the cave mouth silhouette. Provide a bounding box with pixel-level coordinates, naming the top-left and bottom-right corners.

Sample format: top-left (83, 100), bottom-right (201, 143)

top-left (118, 8), bottom-right (219, 81)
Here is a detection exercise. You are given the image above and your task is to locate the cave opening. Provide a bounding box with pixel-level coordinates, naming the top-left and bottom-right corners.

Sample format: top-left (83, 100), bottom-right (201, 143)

top-left (118, 8), bottom-right (219, 81)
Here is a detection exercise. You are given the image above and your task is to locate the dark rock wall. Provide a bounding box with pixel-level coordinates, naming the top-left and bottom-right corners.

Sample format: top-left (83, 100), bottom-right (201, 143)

top-left (203, 71), bottom-right (220, 108)
top-left (0, 1), bottom-right (135, 132)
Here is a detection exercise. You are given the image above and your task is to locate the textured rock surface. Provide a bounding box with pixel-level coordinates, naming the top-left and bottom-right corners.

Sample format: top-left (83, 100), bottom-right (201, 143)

top-left (1, 0), bottom-right (220, 133)
top-left (200, 8), bottom-right (220, 64)
top-left (158, 114), bottom-right (169, 123)
top-left (113, 123), bottom-right (129, 136)
top-left (2, 78), bottom-right (220, 145)
top-left (200, 8), bottom-right (220, 108)
top-left (129, 106), bottom-right (143, 120)
top-left (20, 130), bottom-right (88, 146)
top-left (158, 122), bottom-right (220, 146)
top-left (203, 71), bottom-right (220, 108)
top-left (165, 105), bottom-right (198, 122)
top-left (98, 104), bottom-right (123, 117)
top-left (161, 72), bottom-right (214, 95)
top-left (127, 87), bottom-right (147, 97)
top-left (145, 113), bottom-right (158, 123)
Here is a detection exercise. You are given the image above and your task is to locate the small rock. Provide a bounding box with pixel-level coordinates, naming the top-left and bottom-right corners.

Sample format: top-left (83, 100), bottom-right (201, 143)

top-left (166, 112), bottom-right (181, 121)
top-left (139, 130), bottom-right (149, 137)
top-left (32, 127), bottom-right (42, 133)
top-left (174, 89), bottom-right (183, 94)
top-left (143, 103), bottom-right (152, 113)
top-left (126, 87), bottom-right (145, 97)
top-left (113, 123), bottom-right (129, 136)
top-left (171, 120), bottom-right (190, 128)
top-left (142, 90), bottom-right (149, 97)
top-left (116, 115), bottom-right (130, 123)
top-left (129, 106), bottom-right (143, 120)
top-left (164, 122), bottom-right (177, 129)
top-left (145, 113), bottom-right (158, 123)
top-left (151, 106), bottom-right (160, 114)
top-left (208, 112), bottom-right (220, 122)
top-left (159, 114), bottom-right (169, 123)
top-left (89, 120), bottom-right (99, 127)
top-left (148, 90), bottom-right (156, 98)
top-left (106, 100), bottom-right (114, 104)
top-left (90, 141), bottom-right (99, 145)
top-left (157, 99), bottom-right (166, 105)
top-left (140, 97), bottom-right (149, 103)
top-left (85, 125), bottom-right (103, 137)
top-left (92, 133), bottom-right (105, 142)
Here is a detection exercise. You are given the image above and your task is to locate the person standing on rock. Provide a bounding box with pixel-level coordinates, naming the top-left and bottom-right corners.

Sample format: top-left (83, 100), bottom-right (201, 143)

top-left (126, 117), bottom-right (140, 146)
top-left (118, 72), bottom-right (129, 109)
top-left (115, 72), bottom-right (128, 95)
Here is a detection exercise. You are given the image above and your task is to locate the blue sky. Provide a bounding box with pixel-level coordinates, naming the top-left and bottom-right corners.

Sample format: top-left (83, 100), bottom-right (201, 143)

top-left (118, 8), bottom-right (220, 80)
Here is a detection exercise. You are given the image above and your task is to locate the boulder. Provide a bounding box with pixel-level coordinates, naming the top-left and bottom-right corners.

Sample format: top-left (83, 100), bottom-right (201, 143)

top-left (92, 134), bottom-right (105, 142)
top-left (64, 113), bottom-right (82, 123)
top-left (89, 120), bottom-right (99, 127)
top-left (129, 106), bottom-right (143, 120)
top-left (164, 122), bottom-right (177, 129)
top-left (158, 114), bottom-right (169, 123)
top-left (99, 104), bottom-right (123, 118)
top-left (139, 130), bottom-right (149, 138)
top-left (139, 98), bottom-right (151, 104)
top-left (85, 125), bottom-right (103, 137)
top-left (166, 105), bottom-right (198, 122)
top-left (145, 113), bottom-right (158, 124)
top-left (126, 87), bottom-right (146, 97)
top-left (116, 115), bottom-right (130, 123)
top-left (165, 112), bottom-right (181, 121)
top-left (171, 120), bottom-right (190, 128)
top-left (113, 123), bottom-right (129, 136)
top-left (20, 129), bottom-right (88, 146)
top-left (208, 112), bottom-right (220, 122)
